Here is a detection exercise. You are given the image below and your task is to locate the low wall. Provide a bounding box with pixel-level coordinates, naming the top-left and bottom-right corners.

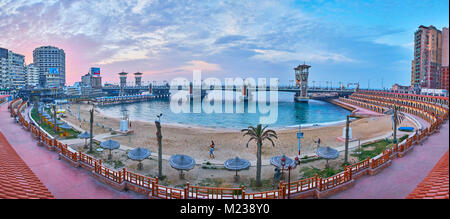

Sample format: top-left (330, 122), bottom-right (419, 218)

top-left (8, 97), bottom-right (449, 199)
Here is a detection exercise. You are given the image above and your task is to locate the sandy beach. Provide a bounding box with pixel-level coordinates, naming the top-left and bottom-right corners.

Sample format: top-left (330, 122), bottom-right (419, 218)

top-left (64, 103), bottom-right (417, 162)
top-left (61, 102), bottom-right (417, 191)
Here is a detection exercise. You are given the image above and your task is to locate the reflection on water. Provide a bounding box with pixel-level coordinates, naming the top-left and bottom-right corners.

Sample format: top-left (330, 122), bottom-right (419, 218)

top-left (99, 92), bottom-right (350, 129)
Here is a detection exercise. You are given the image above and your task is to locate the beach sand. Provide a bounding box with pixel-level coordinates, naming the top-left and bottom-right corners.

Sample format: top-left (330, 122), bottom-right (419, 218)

top-left (63, 102), bottom-right (416, 191)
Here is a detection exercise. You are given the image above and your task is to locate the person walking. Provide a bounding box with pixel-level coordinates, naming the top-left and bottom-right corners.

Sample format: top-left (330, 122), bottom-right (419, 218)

top-left (209, 140), bottom-right (215, 159)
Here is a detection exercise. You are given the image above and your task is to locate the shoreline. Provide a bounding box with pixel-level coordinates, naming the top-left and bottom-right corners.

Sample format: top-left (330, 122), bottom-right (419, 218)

top-left (95, 99), bottom-right (354, 132)
top-left (63, 101), bottom-right (416, 165)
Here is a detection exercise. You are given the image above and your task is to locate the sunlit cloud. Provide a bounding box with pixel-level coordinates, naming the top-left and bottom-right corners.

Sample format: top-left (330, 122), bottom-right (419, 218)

top-left (0, 0), bottom-right (447, 88)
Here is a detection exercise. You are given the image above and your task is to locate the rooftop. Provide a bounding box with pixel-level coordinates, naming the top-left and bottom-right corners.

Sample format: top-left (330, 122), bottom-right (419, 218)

top-left (406, 150), bottom-right (449, 199)
top-left (0, 131), bottom-right (54, 199)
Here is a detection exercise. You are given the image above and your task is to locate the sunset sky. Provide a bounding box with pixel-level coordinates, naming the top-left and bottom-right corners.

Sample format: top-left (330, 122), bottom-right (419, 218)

top-left (0, 0), bottom-right (448, 87)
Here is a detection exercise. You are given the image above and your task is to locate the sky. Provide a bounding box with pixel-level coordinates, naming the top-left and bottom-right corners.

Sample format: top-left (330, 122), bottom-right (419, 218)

top-left (0, 0), bottom-right (448, 88)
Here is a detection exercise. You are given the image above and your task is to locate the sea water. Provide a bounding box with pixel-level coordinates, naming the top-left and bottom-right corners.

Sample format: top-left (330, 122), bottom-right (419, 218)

top-left (98, 91), bottom-right (351, 129)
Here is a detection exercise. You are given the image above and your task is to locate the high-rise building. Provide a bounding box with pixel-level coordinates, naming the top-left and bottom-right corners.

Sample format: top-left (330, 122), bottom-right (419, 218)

top-left (411, 25), bottom-right (443, 89)
top-left (441, 27), bottom-right (449, 91)
top-left (33, 46), bottom-right (66, 88)
top-left (410, 60), bottom-right (415, 87)
top-left (0, 48), bottom-right (8, 59)
top-left (441, 66), bottom-right (449, 91)
top-left (442, 27), bottom-right (449, 67)
top-left (0, 55), bottom-right (9, 89)
top-left (7, 50), bottom-right (26, 89)
top-left (25, 64), bottom-right (40, 87)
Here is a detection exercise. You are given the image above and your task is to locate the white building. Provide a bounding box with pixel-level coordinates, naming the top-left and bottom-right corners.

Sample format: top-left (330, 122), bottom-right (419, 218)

top-left (0, 56), bottom-right (10, 89)
top-left (0, 48), bottom-right (26, 89)
top-left (33, 46), bottom-right (66, 88)
top-left (25, 64), bottom-right (39, 87)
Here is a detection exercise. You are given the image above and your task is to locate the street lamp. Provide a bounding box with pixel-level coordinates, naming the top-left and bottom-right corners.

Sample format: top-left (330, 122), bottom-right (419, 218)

top-left (281, 156), bottom-right (286, 180)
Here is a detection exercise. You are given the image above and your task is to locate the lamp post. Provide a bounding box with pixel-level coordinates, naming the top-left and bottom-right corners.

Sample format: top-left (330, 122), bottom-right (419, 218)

top-left (155, 113), bottom-right (163, 178)
top-left (297, 122), bottom-right (304, 157)
top-left (89, 106), bottom-right (94, 153)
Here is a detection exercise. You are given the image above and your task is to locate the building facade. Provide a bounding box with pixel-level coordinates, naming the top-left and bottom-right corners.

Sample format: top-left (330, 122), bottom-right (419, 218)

top-left (8, 51), bottom-right (26, 89)
top-left (441, 66), bottom-right (449, 91)
top-left (391, 83), bottom-right (411, 93)
top-left (441, 27), bottom-right (449, 91)
top-left (411, 25), bottom-right (443, 89)
top-left (0, 49), bottom-right (26, 89)
top-left (33, 46), bottom-right (66, 88)
top-left (0, 56), bottom-right (9, 89)
top-left (25, 64), bottom-right (40, 87)
top-left (0, 48), bottom-right (8, 59)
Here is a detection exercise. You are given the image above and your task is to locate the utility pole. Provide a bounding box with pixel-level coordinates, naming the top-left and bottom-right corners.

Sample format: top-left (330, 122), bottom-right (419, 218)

top-left (344, 115), bottom-right (350, 164)
top-left (155, 120), bottom-right (163, 178)
top-left (53, 105), bottom-right (57, 132)
top-left (89, 107), bottom-right (94, 153)
top-left (393, 107), bottom-right (398, 143)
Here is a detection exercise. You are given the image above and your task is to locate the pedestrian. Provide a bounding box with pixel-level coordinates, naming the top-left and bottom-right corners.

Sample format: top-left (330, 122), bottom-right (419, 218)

top-left (313, 137), bottom-right (321, 148)
top-left (209, 145), bottom-right (215, 159)
top-left (209, 140), bottom-right (215, 159)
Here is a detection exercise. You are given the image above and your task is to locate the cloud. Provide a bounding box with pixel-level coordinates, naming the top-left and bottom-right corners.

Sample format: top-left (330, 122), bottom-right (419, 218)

top-left (214, 35), bottom-right (247, 44)
top-left (179, 60), bottom-right (221, 72)
top-left (251, 49), bottom-right (356, 63)
top-left (1, 0), bottom-right (439, 87)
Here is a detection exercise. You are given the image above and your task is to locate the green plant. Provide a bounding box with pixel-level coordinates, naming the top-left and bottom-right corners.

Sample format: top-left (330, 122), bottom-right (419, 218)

top-left (241, 124), bottom-right (278, 187)
top-left (300, 166), bottom-right (342, 179)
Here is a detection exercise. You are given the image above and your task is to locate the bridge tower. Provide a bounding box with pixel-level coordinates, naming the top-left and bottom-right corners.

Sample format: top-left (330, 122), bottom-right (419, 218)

top-left (134, 72), bottom-right (143, 87)
top-left (294, 64), bottom-right (310, 102)
top-left (119, 72), bottom-right (128, 96)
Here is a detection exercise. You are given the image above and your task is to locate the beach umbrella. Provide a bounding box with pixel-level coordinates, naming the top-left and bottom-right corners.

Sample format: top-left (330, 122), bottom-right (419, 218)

top-left (270, 155), bottom-right (296, 169)
top-left (224, 157), bottom-right (250, 180)
top-left (270, 155), bottom-right (296, 180)
top-left (169, 154), bottom-right (195, 179)
top-left (59, 123), bottom-right (72, 130)
top-left (78, 131), bottom-right (92, 148)
top-left (50, 120), bottom-right (64, 125)
top-left (100, 139), bottom-right (120, 160)
top-left (316, 147), bottom-right (339, 168)
top-left (128, 148), bottom-right (151, 170)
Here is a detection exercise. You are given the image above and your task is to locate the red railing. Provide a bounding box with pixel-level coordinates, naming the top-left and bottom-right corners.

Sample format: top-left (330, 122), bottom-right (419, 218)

top-left (186, 184), bottom-right (244, 199)
top-left (79, 152), bottom-right (100, 167)
top-left (6, 94), bottom-right (449, 199)
top-left (318, 170), bottom-right (352, 191)
top-left (244, 189), bottom-right (281, 199)
top-left (371, 153), bottom-right (390, 169)
top-left (153, 184), bottom-right (185, 199)
top-left (124, 170), bottom-right (158, 189)
top-left (61, 147), bottom-right (78, 162)
top-left (281, 176), bottom-right (318, 196)
top-left (94, 162), bottom-right (123, 184)
top-left (345, 157), bottom-right (370, 174)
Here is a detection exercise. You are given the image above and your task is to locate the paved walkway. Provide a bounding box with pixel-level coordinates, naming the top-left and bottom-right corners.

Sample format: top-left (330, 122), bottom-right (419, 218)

top-left (0, 103), bottom-right (145, 199)
top-left (329, 115), bottom-right (449, 199)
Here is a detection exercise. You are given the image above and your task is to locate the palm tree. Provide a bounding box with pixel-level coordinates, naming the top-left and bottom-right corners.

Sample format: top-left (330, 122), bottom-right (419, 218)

top-left (241, 124), bottom-right (278, 187)
top-left (392, 106), bottom-right (405, 143)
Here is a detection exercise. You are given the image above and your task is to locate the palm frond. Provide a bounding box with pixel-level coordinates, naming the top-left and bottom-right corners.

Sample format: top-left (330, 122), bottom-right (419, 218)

top-left (246, 137), bottom-right (257, 148)
top-left (263, 136), bottom-right (276, 147)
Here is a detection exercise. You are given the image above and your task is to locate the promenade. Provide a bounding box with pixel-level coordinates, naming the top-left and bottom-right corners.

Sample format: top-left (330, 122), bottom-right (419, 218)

top-left (1, 98), bottom-right (448, 199)
top-left (330, 117), bottom-right (449, 199)
top-left (0, 103), bottom-right (145, 199)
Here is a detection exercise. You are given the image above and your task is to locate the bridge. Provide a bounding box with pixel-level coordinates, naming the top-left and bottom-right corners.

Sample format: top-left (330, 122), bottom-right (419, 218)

top-left (102, 84), bottom-right (356, 101)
